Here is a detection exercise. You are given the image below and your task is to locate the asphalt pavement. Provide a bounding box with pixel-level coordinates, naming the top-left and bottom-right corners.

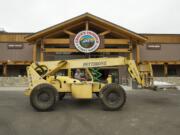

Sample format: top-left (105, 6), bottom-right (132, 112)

top-left (0, 88), bottom-right (180, 135)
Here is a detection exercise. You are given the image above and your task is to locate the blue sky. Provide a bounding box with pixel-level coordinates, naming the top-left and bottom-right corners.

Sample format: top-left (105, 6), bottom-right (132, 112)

top-left (0, 0), bottom-right (180, 33)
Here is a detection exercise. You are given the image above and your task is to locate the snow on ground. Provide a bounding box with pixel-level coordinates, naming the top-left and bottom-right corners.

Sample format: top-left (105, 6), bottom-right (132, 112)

top-left (121, 85), bottom-right (132, 91)
top-left (153, 81), bottom-right (180, 90)
top-left (153, 81), bottom-right (174, 86)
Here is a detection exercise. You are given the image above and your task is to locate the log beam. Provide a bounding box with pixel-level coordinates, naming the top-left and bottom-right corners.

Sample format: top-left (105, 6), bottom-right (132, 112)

top-left (99, 30), bottom-right (111, 36)
top-left (0, 61), bottom-right (32, 65)
top-left (104, 39), bottom-right (129, 45)
top-left (63, 30), bottom-right (75, 35)
top-left (43, 38), bottom-right (70, 45)
top-left (43, 38), bottom-right (129, 45)
top-left (97, 49), bottom-right (129, 53)
top-left (64, 21), bottom-right (85, 32)
top-left (142, 61), bottom-right (180, 65)
top-left (45, 22), bottom-right (85, 38)
top-left (45, 48), bottom-right (129, 53)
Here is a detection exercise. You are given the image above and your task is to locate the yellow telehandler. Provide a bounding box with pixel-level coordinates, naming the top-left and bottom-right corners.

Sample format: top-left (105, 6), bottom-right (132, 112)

top-left (25, 57), bottom-right (153, 111)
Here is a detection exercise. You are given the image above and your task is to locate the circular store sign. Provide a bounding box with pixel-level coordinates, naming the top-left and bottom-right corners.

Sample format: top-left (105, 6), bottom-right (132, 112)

top-left (74, 30), bottom-right (100, 53)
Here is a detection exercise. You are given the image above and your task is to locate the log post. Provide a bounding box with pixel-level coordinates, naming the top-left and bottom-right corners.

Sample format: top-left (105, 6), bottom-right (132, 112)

top-left (3, 63), bottom-right (7, 77)
top-left (33, 44), bottom-right (37, 62)
top-left (136, 45), bottom-right (140, 64)
top-left (40, 40), bottom-right (44, 62)
top-left (85, 21), bottom-right (89, 30)
top-left (164, 63), bottom-right (168, 77)
top-left (129, 41), bottom-right (133, 60)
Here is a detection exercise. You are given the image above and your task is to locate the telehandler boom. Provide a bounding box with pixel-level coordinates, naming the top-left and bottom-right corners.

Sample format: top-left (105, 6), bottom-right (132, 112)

top-left (25, 57), bottom-right (153, 111)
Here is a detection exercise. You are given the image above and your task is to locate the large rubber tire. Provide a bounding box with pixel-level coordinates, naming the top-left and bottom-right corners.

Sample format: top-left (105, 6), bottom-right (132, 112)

top-left (59, 92), bottom-right (65, 100)
top-left (30, 83), bottom-right (58, 111)
top-left (100, 84), bottom-right (126, 111)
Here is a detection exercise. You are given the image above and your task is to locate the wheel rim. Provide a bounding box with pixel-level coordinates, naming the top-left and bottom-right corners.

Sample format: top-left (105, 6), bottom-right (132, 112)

top-left (107, 92), bottom-right (120, 104)
top-left (38, 92), bottom-right (50, 102)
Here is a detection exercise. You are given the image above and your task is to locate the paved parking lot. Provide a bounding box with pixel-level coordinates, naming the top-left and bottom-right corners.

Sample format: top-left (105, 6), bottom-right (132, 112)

top-left (0, 89), bottom-right (180, 135)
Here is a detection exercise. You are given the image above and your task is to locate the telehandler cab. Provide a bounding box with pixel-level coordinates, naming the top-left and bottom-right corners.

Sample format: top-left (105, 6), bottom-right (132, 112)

top-left (25, 57), bottom-right (153, 111)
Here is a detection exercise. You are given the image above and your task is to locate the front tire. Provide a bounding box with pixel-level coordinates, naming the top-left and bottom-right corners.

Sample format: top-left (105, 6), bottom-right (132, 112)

top-left (100, 84), bottom-right (126, 111)
top-left (30, 83), bottom-right (58, 111)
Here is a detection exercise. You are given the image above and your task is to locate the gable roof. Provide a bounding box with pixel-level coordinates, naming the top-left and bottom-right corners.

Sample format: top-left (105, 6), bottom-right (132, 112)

top-left (25, 13), bottom-right (147, 42)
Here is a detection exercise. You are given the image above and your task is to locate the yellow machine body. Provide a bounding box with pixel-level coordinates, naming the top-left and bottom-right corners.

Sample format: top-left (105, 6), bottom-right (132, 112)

top-left (25, 57), bottom-right (153, 99)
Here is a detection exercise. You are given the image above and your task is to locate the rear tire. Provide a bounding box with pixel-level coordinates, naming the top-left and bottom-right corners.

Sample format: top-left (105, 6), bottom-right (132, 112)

top-left (30, 83), bottom-right (58, 111)
top-left (100, 84), bottom-right (126, 111)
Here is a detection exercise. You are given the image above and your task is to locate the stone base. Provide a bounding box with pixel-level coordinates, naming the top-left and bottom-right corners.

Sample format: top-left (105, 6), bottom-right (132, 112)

top-left (0, 77), bottom-right (28, 87)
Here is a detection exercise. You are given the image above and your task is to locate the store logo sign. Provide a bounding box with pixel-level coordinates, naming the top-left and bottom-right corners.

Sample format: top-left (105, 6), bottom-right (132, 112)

top-left (74, 30), bottom-right (100, 53)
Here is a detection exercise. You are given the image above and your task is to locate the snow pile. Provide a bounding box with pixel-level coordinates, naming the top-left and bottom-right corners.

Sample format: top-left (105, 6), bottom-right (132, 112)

top-left (153, 81), bottom-right (174, 86)
top-left (121, 85), bottom-right (132, 91)
top-left (153, 81), bottom-right (180, 90)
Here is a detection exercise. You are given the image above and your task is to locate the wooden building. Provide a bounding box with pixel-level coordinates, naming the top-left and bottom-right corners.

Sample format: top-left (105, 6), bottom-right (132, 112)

top-left (0, 13), bottom-right (180, 81)
top-left (140, 34), bottom-right (180, 76)
top-left (0, 32), bottom-right (32, 76)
